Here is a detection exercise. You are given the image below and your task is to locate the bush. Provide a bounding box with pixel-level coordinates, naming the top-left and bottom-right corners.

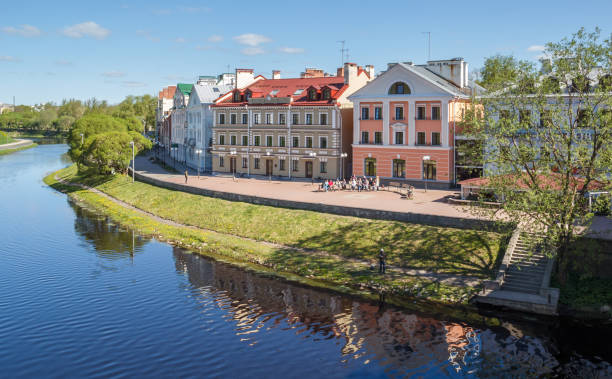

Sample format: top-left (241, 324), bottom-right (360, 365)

top-left (593, 195), bottom-right (611, 216)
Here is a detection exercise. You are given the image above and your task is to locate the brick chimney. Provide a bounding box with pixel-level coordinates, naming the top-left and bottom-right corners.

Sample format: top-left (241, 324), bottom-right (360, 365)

top-left (344, 62), bottom-right (357, 85)
top-left (272, 70), bottom-right (281, 80)
top-left (235, 68), bottom-right (255, 89)
top-left (365, 65), bottom-right (375, 80)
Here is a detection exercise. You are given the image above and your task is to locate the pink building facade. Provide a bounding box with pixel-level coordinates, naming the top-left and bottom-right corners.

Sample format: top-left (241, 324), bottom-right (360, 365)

top-left (348, 59), bottom-right (478, 188)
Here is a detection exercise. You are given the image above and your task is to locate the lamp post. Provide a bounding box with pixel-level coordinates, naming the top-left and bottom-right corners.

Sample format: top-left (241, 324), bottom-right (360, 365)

top-left (130, 141), bottom-right (135, 183)
top-left (195, 148), bottom-right (202, 179)
top-left (309, 152), bottom-right (317, 185)
top-left (340, 152), bottom-right (348, 179)
top-left (230, 150), bottom-right (237, 181)
top-left (422, 155), bottom-right (430, 192)
top-left (80, 133), bottom-right (84, 145)
top-left (266, 151), bottom-right (271, 182)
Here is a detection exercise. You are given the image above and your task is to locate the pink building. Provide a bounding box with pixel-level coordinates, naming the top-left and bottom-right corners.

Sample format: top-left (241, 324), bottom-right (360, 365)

top-left (348, 59), bottom-right (482, 188)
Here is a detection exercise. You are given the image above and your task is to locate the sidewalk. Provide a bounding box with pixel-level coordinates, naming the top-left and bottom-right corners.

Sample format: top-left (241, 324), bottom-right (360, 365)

top-left (0, 139), bottom-right (33, 151)
top-left (135, 153), bottom-right (480, 222)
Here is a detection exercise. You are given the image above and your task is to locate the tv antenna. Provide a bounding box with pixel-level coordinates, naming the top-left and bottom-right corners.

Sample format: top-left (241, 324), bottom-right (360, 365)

top-left (422, 32), bottom-right (431, 61)
top-left (337, 40), bottom-right (348, 66)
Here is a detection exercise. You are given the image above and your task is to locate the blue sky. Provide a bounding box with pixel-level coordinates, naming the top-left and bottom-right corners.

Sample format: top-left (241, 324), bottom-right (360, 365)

top-left (1, 0), bottom-right (610, 105)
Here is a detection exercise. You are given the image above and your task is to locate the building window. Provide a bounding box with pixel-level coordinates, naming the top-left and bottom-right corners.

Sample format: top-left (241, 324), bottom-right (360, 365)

top-left (219, 156), bottom-right (224, 167)
top-left (431, 106), bottom-right (440, 120)
top-left (279, 136), bottom-right (286, 147)
top-left (393, 159), bottom-right (405, 178)
top-left (374, 132), bottom-right (382, 144)
top-left (242, 113), bottom-right (248, 124)
top-left (266, 135), bottom-right (273, 147)
top-left (320, 113), bottom-right (327, 125)
top-left (233, 92), bottom-right (241, 102)
top-left (306, 136), bottom-right (313, 148)
top-left (242, 157), bottom-right (248, 168)
top-left (432, 132), bottom-right (441, 146)
top-left (266, 113), bottom-right (273, 124)
top-left (417, 132), bottom-right (426, 145)
top-left (364, 158), bottom-right (376, 176)
top-left (254, 135), bottom-right (261, 146)
top-left (540, 110), bottom-right (552, 128)
top-left (361, 107), bottom-right (369, 120)
top-left (395, 106), bottom-right (404, 120)
top-left (374, 107), bottom-right (382, 120)
top-left (279, 113), bottom-right (286, 125)
top-left (388, 82), bottom-right (411, 95)
top-left (242, 135), bottom-right (248, 146)
top-left (395, 131), bottom-right (403, 144)
top-left (423, 160), bottom-right (436, 180)
top-left (292, 113), bottom-right (299, 125)
top-left (319, 136), bottom-right (327, 149)
top-left (230, 114), bottom-right (237, 124)
top-left (292, 160), bottom-right (298, 172)
top-left (309, 88), bottom-right (317, 100)
top-left (230, 135), bottom-right (237, 145)
top-left (292, 136), bottom-right (299, 147)
top-left (219, 114), bottom-right (226, 124)
top-left (254, 114), bottom-right (260, 124)
top-left (254, 158), bottom-right (260, 169)
top-left (279, 159), bottom-right (285, 171)
top-left (416, 106), bottom-right (426, 120)
top-left (320, 161), bottom-right (327, 173)
top-left (361, 131), bottom-right (369, 144)
top-left (322, 88), bottom-right (331, 100)
top-left (219, 135), bottom-right (225, 145)
top-left (306, 114), bottom-right (313, 125)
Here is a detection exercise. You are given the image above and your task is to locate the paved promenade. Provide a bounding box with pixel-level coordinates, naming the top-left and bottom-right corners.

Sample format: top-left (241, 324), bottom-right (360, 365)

top-left (0, 139), bottom-right (33, 151)
top-left (136, 154), bottom-right (481, 221)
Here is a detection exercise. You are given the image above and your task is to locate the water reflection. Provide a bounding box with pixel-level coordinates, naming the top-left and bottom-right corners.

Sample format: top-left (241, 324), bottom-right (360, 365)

top-left (71, 201), bottom-right (149, 260)
top-left (173, 247), bottom-right (570, 377)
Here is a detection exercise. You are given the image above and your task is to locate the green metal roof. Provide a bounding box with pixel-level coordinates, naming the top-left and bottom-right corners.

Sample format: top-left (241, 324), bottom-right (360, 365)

top-left (177, 83), bottom-right (193, 95)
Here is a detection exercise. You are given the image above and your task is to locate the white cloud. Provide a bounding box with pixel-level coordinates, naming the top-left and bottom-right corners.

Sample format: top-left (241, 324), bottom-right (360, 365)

top-left (122, 81), bottom-right (147, 88)
top-left (0, 56), bottom-right (20, 62)
top-left (102, 71), bottom-right (125, 78)
top-left (175, 37), bottom-right (186, 43)
top-left (62, 22), bottom-right (110, 40)
top-left (54, 60), bottom-right (72, 66)
top-left (233, 33), bottom-right (271, 47)
top-left (136, 30), bottom-right (160, 43)
top-left (527, 45), bottom-right (545, 52)
top-left (2, 24), bottom-right (41, 37)
top-left (208, 35), bottom-right (223, 43)
top-left (241, 47), bottom-right (264, 56)
top-left (279, 47), bottom-right (304, 54)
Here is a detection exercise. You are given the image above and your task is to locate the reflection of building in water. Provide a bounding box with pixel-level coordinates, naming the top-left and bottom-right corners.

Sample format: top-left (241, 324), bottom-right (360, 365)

top-left (173, 247), bottom-right (559, 376)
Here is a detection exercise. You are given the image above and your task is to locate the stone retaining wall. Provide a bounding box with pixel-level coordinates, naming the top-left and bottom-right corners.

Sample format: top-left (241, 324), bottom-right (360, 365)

top-left (132, 169), bottom-right (502, 231)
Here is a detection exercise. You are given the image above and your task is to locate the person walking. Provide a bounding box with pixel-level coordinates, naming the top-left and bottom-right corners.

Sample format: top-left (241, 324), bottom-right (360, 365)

top-left (184, 169), bottom-right (189, 184)
top-left (378, 248), bottom-right (386, 274)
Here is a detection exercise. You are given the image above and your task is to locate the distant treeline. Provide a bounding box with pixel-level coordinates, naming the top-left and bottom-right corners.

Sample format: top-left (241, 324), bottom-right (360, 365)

top-left (0, 95), bottom-right (156, 135)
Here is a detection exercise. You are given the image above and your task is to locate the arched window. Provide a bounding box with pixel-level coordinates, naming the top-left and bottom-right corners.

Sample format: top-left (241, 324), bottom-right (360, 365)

top-left (388, 82), bottom-right (411, 95)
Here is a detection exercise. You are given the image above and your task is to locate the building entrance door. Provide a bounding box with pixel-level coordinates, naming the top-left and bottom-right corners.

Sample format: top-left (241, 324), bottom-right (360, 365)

top-left (266, 159), bottom-right (273, 176)
top-left (305, 161), bottom-right (313, 178)
top-left (230, 157), bottom-right (236, 175)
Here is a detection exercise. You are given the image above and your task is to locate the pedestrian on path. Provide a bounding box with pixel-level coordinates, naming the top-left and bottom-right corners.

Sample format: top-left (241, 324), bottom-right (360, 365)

top-left (184, 169), bottom-right (189, 183)
top-left (378, 248), bottom-right (386, 274)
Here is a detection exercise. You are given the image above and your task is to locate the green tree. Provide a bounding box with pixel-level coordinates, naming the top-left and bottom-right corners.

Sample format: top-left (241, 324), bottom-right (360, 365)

top-left (462, 28), bottom-right (612, 284)
top-left (477, 54), bottom-right (531, 92)
top-left (82, 131), bottom-right (151, 174)
top-left (68, 113), bottom-right (128, 165)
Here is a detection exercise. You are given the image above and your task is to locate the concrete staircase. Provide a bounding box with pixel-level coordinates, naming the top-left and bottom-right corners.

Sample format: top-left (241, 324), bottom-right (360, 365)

top-left (501, 232), bottom-right (548, 294)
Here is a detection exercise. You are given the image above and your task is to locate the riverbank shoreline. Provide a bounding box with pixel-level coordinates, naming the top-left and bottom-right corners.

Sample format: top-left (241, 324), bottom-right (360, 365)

top-left (0, 140), bottom-right (37, 155)
top-left (44, 165), bottom-right (516, 322)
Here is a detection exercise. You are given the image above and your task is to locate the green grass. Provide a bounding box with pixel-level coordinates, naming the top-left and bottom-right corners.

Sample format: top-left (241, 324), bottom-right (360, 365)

top-left (0, 131), bottom-right (15, 145)
top-left (0, 143), bottom-right (37, 156)
top-left (44, 167), bottom-right (482, 305)
top-left (56, 164), bottom-right (508, 279)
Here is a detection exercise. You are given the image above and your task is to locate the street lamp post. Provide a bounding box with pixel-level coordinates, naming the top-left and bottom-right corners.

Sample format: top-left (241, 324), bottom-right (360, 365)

top-left (130, 141), bottom-right (135, 183)
top-left (230, 151), bottom-right (237, 181)
top-left (195, 148), bottom-right (202, 179)
top-left (422, 155), bottom-right (430, 193)
top-left (80, 133), bottom-right (84, 145)
top-left (309, 152), bottom-right (317, 185)
top-left (340, 152), bottom-right (348, 179)
top-left (266, 151), bottom-right (271, 182)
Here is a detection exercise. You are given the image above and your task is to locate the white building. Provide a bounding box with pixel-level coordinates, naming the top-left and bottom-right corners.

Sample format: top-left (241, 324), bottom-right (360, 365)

top-left (170, 83), bottom-right (192, 164)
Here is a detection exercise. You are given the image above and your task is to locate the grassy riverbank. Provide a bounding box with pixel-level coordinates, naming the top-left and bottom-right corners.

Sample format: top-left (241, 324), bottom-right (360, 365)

top-left (0, 131), bottom-right (15, 145)
top-left (46, 164), bottom-right (510, 306)
top-left (0, 143), bottom-right (37, 156)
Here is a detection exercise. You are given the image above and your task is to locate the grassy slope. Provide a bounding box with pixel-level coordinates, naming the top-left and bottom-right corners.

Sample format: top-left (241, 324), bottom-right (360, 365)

top-left (46, 166), bottom-right (486, 305)
top-left (61, 164), bottom-right (507, 278)
top-left (0, 143), bottom-right (37, 156)
top-left (0, 131), bottom-right (15, 145)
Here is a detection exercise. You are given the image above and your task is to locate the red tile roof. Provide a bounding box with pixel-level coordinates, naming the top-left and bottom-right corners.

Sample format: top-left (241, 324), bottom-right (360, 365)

top-left (214, 76), bottom-right (347, 107)
top-left (458, 173), bottom-right (604, 191)
top-left (159, 86), bottom-right (176, 99)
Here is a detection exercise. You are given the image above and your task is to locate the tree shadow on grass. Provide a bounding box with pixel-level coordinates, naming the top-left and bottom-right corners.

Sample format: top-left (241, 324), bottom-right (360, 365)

top-left (286, 220), bottom-right (512, 279)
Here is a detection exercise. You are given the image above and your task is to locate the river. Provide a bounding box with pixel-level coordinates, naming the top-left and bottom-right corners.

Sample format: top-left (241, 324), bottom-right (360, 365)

top-left (0, 144), bottom-right (610, 378)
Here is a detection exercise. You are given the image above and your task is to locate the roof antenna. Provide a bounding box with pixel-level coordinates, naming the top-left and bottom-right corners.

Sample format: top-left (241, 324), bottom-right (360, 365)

top-left (421, 32), bottom-right (431, 61)
top-left (337, 40), bottom-right (347, 67)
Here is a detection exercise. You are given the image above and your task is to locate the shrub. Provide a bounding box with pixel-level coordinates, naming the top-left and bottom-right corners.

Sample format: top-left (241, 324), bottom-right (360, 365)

top-left (593, 195), bottom-right (611, 216)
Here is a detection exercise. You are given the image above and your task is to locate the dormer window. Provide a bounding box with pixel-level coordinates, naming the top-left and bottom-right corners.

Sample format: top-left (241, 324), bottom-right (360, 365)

top-left (322, 88), bottom-right (331, 100)
top-left (244, 91), bottom-right (251, 101)
top-left (308, 89), bottom-right (317, 101)
top-left (389, 82), bottom-right (411, 95)
top-left (233, 91), bottom-right (241, 102)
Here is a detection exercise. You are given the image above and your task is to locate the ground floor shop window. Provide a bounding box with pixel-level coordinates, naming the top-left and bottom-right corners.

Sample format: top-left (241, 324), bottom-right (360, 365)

top-left (292, 160), bottom-right (298, 172)
top-left (219, 156), bottom-right (224, 167)
top-left (423, 160), bottom-right (436, 180)
top-left (242, 157), bottom-right (248, 168)
top-left (320, 161), bottom-right (327, 173)
top-left (279, 160), bottom-right (285, 171)
top-left (393, 159), bottom-right (405, 178)
top-left (365, 158), bottom-right (376, 176)
top-left (254, 158), bottom-right (260, 169)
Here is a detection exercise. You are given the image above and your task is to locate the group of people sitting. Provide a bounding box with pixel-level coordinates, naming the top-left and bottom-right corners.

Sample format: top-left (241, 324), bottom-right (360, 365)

top-left (319, 175), bottom-right (383, 192)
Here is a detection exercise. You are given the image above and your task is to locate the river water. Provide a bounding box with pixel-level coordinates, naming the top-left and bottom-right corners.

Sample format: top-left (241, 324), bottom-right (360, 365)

top-left (0, 144), bottom-right (610, 378)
